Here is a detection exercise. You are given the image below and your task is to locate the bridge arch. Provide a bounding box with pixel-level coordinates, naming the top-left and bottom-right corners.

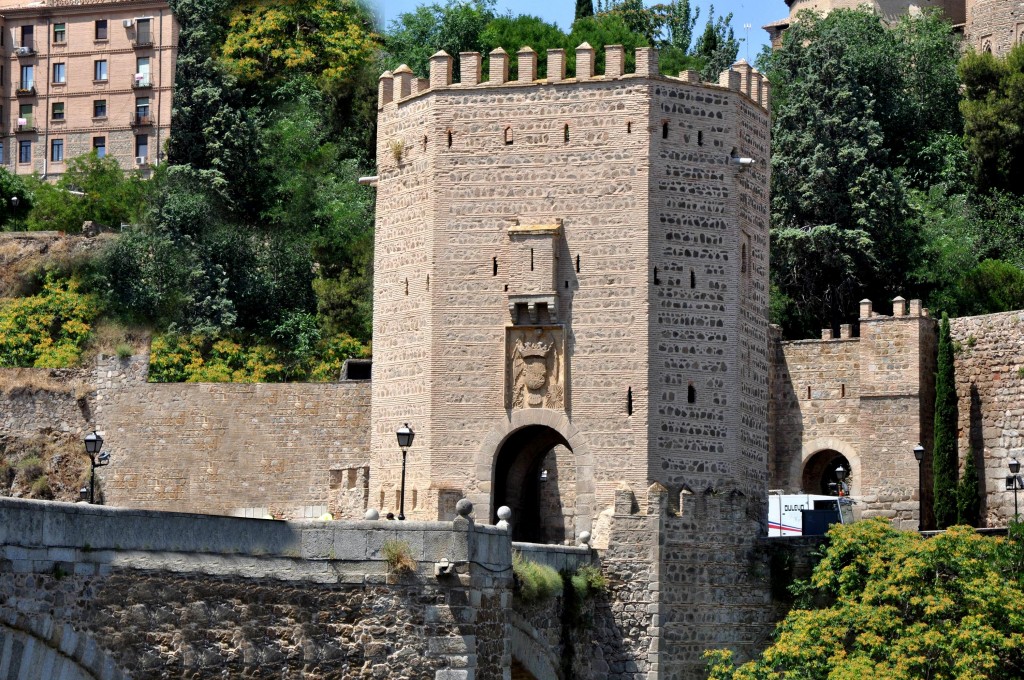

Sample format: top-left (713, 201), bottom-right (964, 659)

top-left (474, 409), bottom-right (594, 543)
top-left (508, 610), bottom-right (561, 679)
top-left (0, 615), bottom-right (123, 680)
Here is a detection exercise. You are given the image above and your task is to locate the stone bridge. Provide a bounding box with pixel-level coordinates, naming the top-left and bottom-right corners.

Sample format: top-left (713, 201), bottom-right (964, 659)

top-left (0, 497), bottom-right (597, 679)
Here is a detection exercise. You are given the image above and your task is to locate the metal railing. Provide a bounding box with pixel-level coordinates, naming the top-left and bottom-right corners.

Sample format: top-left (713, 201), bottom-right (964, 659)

top-left (15, 115), bottom-right (34, 132)
top-left (15, 81), bottom-right (36, 95)
top-left (130, 112), bottom-right (153, 127)
top-left (131, 75), bottom-right (152, 88)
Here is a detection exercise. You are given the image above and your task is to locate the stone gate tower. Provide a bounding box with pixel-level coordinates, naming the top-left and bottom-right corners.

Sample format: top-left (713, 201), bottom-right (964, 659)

top-left (370, 45), bottom-right (771, 549)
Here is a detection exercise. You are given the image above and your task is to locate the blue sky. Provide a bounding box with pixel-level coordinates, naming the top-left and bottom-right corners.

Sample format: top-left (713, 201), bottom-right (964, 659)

top-left (369, 0), bottom-right (791, 58)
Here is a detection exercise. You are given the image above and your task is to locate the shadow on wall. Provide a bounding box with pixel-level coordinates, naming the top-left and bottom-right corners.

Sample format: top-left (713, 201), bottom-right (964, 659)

top-left (969, 383), bottom-right (988, 524)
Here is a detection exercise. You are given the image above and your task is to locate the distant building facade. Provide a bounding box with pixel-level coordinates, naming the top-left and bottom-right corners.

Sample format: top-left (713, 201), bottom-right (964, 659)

top-left (0, 0), bottom-right (177, 179)
top-left (765, 0), bottom-right (1024, 56)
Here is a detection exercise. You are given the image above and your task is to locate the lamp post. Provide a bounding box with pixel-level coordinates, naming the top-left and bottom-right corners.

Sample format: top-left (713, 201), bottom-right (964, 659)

top-left (82, 430), bottom-right (110, 504)
top-left (835, 465), bottom-right (847, 497)
top-left (744, 22), bottom-right (752, 62)
top-left (1010, 458), bottom-right (1021, 522)
top-left (914, 443), bottom-right (925, 531)
top-left (395, 423), bottom-right (414, 521)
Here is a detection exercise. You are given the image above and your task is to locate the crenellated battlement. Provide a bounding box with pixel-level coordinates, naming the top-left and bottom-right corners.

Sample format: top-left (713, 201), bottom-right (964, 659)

top-left (377, 44), bottom-right (770, 113)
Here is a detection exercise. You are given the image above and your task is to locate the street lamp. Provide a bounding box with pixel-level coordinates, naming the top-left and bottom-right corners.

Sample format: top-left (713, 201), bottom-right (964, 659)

top-left (835, 465), bottom-right (847, 497)
top-left (914, 443), bottom-right (925, 531)
top-left (395, 423), bottom-right (414, 521)
top-left (1009, 458), bottom-right (1021, 522)
top-left (82, 430), bottom-right (110, 504)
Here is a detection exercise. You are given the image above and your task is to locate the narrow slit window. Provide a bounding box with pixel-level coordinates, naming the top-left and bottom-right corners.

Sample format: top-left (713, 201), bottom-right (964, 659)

top-left (690, 270), bottom-right (696, 289)
top-left (530, 248), bottom-right (534, 271)
top-left (575, 254), bottom-right (580, 273)
top-left (565, 280), bottom-right (569, 289)
top-left (426, 274), bottom-right (430, 291)
top-left (422, 135), bottom-right (428, 150)
top-left (741, 244), bottom-right (748, 274)
top-left (627, 387), bottom-right (633, 415)
top-left (653, 267), bottom-right (660, 285)
top-left (493, 257), bottom-right (498, 276)
top-left (698, 130), bottom-right (704, 146)
top-left (564, 124), bottom-right (569, 143)
top-left (504, 127), bottom-right (513, 145)
top-left (404, 278), bottom-right (409, 295)
top-left (687, 385), bottom-right (696, 404)
top-left (841, 384), bottom-right (846, 398)
top-left (627, 121), bottom-right (632, 134)
top-left (807, 386), bottom-right (812, 399)
top-left (662, 122), bottom-right (668, 139)
top-left (447, 130), bottom-right (452, 147)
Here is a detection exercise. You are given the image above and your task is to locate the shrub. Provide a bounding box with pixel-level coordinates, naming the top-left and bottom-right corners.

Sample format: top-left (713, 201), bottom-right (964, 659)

top-left (382, 539), bottom-right (417, 574)
top-left (115, 343), bottom-right (133, 359)
top-left (30, 475), bottom-right (51, 498)
top-left (0, 276), bottom-right (99, 368)
top-left (512, 552), bottom-right (562, 602)
top-left (570, 564), bottom-right (608, 601)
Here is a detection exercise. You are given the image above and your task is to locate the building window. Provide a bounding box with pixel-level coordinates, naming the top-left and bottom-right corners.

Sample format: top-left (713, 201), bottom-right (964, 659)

top-left (19, 140), bottom-right (31, 164)
top-left (93, 99), bottom-right (107, 118)
top-left (51, 139), bottom-right (64, 163)
top-left (136, 56), bottom-right (150, 86)
top-left (93, 136), bottom-right (106, 158)
top-left (51, 102), bottom-right (64, 121)
top-left (136, 18), bottom-right (152, 44)
top-left (19, 65), bottom-right (33, 90)
top-left (94, 59), bottom-right (108, 81)
top-left (52, 62), bottom-right (66, 84)
top-left (18, 104), bottom-right (32, 130)
top-left (0, 143), bottom-right (5, 165)
top-left (135, 97), bottom-right (150, 117)
top-left (53, 22), bottom-right (66, 43)
top-left (135, 134), bottom-right (149, 159)
top-left (20, 25), bottom-right (33, 50)
top-left (95, 20), bottom-right (107, 40)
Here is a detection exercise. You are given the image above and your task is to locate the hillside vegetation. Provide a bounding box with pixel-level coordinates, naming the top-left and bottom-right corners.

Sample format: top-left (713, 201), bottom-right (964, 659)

top-left (0, 2), bottom-right (1022, 379)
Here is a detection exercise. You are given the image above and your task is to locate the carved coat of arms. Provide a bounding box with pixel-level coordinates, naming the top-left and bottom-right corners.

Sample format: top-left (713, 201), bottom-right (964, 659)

top-left (507, 326), bottom-right (565, 410)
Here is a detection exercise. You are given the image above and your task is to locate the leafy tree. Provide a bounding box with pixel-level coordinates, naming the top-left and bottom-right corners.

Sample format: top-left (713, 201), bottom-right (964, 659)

top-left (958, 448), bottom-right (981, 527)
top-left (692, 5), bottom-right (738, 81)
top-left (27, 153), bottom-right (146, 233)
top-left (766, 9), bottom-right (962, 336)
top-left (934, 312), bottom-right (958, 529)
top-left (575, 0), bottom-right (593, 21)
top-left (956, 259), bottom-right (1024, 316)
top-left (960, 44), bottom-right (1024, 195)
top-left (565, 13), bottom-right (646, 74)
top-left (481, 14), bottom-right (567, 79)
top-left (383, 0), bottom-right (495, 77)
top-left (706, 519), bottom-right (1024, 680)
top-left (0, 168), bottom-right (33, 230)
top-left (0, 276), bottom-right (98, 368)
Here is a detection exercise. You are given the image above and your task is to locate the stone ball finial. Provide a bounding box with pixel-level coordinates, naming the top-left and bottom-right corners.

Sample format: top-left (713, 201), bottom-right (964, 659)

top-left (364, 509), bottom-right (380, 520)
top-left (456, 499), bottom-right (474, 517)
top-left (497, 506), bottom-right (512, 521)
top-left (578, 531), bottom-right (592, 546)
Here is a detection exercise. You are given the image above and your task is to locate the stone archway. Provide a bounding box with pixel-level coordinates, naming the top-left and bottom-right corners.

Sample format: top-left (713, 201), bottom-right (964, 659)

top-left (493, 425), bottom-right (574, 543)
top-left (802, 449), bottom-right (852, 496)
top-left (474, 409), bottom-right (595, 544)
top-left (0, 621), bottom-right (98, 680)
top-left (791, 437), bottom-right (861, 498)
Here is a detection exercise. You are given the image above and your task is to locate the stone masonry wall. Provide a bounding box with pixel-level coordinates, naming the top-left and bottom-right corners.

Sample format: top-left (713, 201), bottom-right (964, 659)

top-left (0, 496), bottom-right (512, 679)
top-left (950, 311), bottom-right (1024, 527)
top-left (1, 354), bottom-right (373, 520)
top-left (965, 0), bottom-right (1024, 56)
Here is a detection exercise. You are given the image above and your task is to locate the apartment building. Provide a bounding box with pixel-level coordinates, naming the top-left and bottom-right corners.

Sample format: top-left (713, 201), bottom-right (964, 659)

top-left (0, 0), bottom-right (177, 179)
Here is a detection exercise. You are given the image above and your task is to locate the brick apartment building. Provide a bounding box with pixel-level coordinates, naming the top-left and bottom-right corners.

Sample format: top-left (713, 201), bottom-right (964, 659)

top-left (0, 0), bottom-right (177, 180)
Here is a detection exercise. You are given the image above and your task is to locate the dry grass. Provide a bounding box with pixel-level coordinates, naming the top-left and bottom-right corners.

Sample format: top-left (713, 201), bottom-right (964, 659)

top-left (0, 433), bottom-right (89, 502)
top-left (0, 232), bottom-right (114, 297)
top-left (0, 369), bottom-right (84, 395)
top-left (79, 320), bottom-right (151, 363)
top-left (382, 539), bottom-right (417, 574)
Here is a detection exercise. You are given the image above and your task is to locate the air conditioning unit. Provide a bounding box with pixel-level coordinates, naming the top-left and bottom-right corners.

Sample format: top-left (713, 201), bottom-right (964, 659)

top-left (16, 46), bottom-right (31, 56)
top-left (123, 19), bottom-right (135, 28)
top-left (135, 156), bottom-right (148, 165)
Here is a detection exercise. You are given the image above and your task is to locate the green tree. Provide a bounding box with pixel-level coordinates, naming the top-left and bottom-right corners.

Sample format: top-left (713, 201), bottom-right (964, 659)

top-left (706, 519), bottom-right (1024, 680)
top-left (934, 312), bottom-right (959, 529)
top-left (565, 13), bottom-right (646, 74)
top-left (575, 0), bottom-right (593, 21)
top-left (222, 0), bottom-right (379, 91)
top-left (0, 169), bottom-right (33, 230)
top-left (692, 4), bottom-right (738, 81)
top-left (958, 448), bottom-right (981, 527)
top-left (957, 259), bottom-right (1024, 316)
top-left (960, 44), bottom-right (1024, 195)
top-left (27, 153), bottom-right (146, 233)
top-left (481, 14), bottom-right (567, 79)
top-left (383, 0), bottom-right (495, 77)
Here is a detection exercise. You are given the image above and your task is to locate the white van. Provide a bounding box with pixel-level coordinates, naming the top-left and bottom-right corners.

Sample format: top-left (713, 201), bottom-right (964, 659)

top-left (768, 491), bottom-right (854, 537)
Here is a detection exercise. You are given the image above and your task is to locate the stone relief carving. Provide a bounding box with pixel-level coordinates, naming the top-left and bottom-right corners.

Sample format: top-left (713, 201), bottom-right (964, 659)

top-left (507, 326), bottom-right (565, 410)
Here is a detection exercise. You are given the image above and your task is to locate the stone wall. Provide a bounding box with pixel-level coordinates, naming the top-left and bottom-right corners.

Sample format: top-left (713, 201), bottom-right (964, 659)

top-left (950, 311), bottom-right (1024, 526)
top-left (0, 496), bottom-right (512, 679)
top-left (771, 298), bottom-right (937, 529)
top-left (1, 355), bottom-right (373, 520)
top-left (965, 0), bottom-right (1024, 56)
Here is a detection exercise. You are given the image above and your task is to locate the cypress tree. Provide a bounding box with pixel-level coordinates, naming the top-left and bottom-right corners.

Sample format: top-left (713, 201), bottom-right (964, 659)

top-left (575, 0), bottom-right (594, 21)
top-left (957, 448), bottom-right (981, 527)
top-left (933, 312), bottom-right (959, 528)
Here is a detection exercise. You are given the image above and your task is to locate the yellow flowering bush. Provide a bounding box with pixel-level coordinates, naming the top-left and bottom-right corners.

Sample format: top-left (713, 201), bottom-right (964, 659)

top-left (0, 277), bottom-right (99, 368)
top-left (148, 331), bottom-right (368, 383)
top-left (706, 519), bottom-right (1024, 680)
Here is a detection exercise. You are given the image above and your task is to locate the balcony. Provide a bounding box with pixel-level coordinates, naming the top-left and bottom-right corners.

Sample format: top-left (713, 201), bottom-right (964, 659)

top-left (15, 81), bottom-right (36, 96)
top-left (130, 112), bottom-right (153, 127)
top-left (131, 75), bottom-right (153, 89)
top-left (15, 116), bottom-right (34, 133)
top-left (14, 44), bottom-right (36, 57)
top-left (132, 34), bottom-right (154, 49)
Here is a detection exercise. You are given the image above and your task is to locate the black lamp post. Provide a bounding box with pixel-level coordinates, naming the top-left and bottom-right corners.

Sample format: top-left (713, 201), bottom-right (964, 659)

top-left (82, 430), bottom-right (110, 504)
top-left (1010, 458), bottom-right (1021, 522)
top-left (914, 443), bottom-right (925, 531)
top-left (835, 465), bottom-right (847, 497)
top-left (395, 423), bottom-right (414, 521)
